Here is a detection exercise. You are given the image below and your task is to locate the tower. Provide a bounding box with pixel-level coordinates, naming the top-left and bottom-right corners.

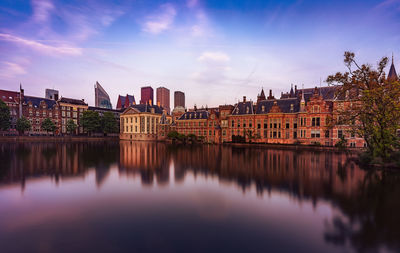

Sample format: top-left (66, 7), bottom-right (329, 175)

top-left (388, 53), bottom-right (398, 82)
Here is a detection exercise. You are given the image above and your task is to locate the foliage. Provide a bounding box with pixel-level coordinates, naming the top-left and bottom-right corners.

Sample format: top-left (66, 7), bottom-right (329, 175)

top-left (81, 111), bottom-right (101, 134)
top-left (0, 100), bottom-right (11, 131)
top-left (327, 52), bottom-right (400, 163)
top-left (41, 118), bottom-right (56, 133)
top-left (101, 112), bottom-right (118, 133)
top-left (66, 119), bottom-right (77, 135)
top-left (335, 136), bottom-right (348, 149)
top-left (16, 117), bottom-right (31, 134)
top-left (167, 130), bottom-right (187, 142)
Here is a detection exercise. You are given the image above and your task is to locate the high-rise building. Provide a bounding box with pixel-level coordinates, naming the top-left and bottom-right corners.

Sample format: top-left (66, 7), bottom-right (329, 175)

top-left (174, 91), bottom-right (185, 108)
top-left (156, 87), bottom-right (170, 114)
top-left (94, 81), bottom-right (112, 109)
top-left (45, 89), bottom-right (59, 100)
top-left (140, 86), bottom-right (154, 105)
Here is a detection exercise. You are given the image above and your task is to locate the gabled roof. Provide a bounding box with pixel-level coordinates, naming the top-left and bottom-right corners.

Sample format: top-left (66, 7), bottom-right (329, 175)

top-left (178, 110), bottom-right (209, 120)
top-left (256, 98), bottom-right (299, 114)
top-left (58, 97), bottom-right (87, 105)
top-left (24, 96), bottom-right (57, 108)
top-left (118, 95), bottom-right (135, 107)
top-left (301, 86), bottom-right (338, 101)
top-left (0, 89), bottom-right (19, 103)
top-left (231, 101), bottom-right (254, 115)
top-left (388, 61), bottom-right (398, 81)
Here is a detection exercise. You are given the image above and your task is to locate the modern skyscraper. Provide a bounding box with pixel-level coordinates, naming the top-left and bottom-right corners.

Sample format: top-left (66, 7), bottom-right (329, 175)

top-left (45, 88), bottom-right (59, 100)
top-left (156, 87), bottom-right (170, 114)
top-left (94, 81), bottom-right (112, 109)
top-left (140, 86), bottom-right (154, 105)
top-left (174, 91), bottom-right (185, 108)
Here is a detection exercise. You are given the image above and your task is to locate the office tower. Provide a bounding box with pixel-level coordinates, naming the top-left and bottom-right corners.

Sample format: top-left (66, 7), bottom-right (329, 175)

top-left (174, 91), bottom-right (185, 108)
top-left (156, 87), bottom-right (170, 114)
top-left (45, 88), bottom-right (59, 100)
top-left (94, 81), bottom-right (112, 109)
top-left (140, 86), bottom-right (154, 105)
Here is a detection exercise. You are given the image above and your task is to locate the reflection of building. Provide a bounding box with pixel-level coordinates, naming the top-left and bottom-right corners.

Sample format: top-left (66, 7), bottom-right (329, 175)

top-left (140, 86), bottom-right (154, 105)
top-left (94, 82), bottom-right (112, 109)
top-left (58, 97), bottom-right (88, 134)
top-left (120, 104), bottom-right (171, 141)
top-left (116, 94), bottom-right (135, 110)
top-left (45, 89), bottom-right (59, 100)
top-left (174, 91), bottom-right (185, 108)
top-left (156, 87), bottom-right (170, 114)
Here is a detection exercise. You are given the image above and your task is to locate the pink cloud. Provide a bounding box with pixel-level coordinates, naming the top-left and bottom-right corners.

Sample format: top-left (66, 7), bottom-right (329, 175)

top-left (142, 3), bottom-right (177, 34)
top-left (0, 61), bottom-right (27, 79)
top-left (0, 33), bottom-right (82, 56)
top-left (32, 0), bottom-right (54, 23)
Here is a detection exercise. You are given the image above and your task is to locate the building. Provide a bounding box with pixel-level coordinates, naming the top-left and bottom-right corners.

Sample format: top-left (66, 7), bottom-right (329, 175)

top-left (23, 95), bottom-right (60, 134)
top-left (58, 97), bottom-right (88, 134)
top-left (140, 86), bottom-right (154, 105)
top-left (116, 94), bottom-right (135, 110)
top-left (94, 82), bottom-right (112, 109)
top-left (120, 104), bottom-right (171, 141)
top-left (0, 87), bottom-right (22, 132)
top-left (156, 87), bottom-right (170, 114)
top-left (174, 91), bottom-right (185, 108)
top-left (45, 89), bottom-right (59, 100)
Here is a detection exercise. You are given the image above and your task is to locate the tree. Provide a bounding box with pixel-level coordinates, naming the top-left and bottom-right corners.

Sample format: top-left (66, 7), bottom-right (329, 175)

top-left (41, 118), bottom-right (56, 134)
top-left (81, 110), bottom-right (101, 135)
top-left (66, 119), bottom-right (77, 135)
top-left (16, 117), bottom-right (31, 135)
top-left (327, 52), bottom-right (400, 163)
top-left (0, 100), bottom-right (11, 131)
top-left (101, 112), bottom-right (118, 134)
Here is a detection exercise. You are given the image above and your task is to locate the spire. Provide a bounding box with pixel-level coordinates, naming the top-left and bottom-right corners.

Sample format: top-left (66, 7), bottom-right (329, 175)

top-left (388, 53), bottom-right (398, 81)
top-left (290, 84), bottom-right (294, 97)
top-left (300, 84), bottom-right (306, 112)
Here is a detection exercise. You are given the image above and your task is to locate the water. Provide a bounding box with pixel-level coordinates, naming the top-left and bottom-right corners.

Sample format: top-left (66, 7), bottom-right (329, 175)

top-left (0, 141), bottom-right (399, 253)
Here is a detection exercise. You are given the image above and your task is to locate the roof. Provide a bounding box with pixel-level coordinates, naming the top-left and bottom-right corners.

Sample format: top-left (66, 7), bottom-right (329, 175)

top-left (159, 112), bottom-right (167, 124)
top-left (301, 86), bottom-right (338, 101)
top-left (88, 106), bottom-right (123, 113)
top-left (129, 104), bottom-right (163, 114)
top-left (0, 89), bottom-right (19, 103)
top-left (388, 62), bottom-right (398, 81)
top-left (178, 110), bottom-right (209, 120)
top-left (58, 97), bottom-right (87, 105)
top-left (24, 96), bottom-right (57, 108)
top-left (231, 101), bottom-right (254, 115)
top-left (256, 98), bottom-right (299, 114)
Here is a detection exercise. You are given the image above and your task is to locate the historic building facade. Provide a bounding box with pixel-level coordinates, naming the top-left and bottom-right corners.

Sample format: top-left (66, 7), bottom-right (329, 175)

top-left (58, 97), bottom-right (88, 134)
top-left (120, 104), bottom-right (171, 141)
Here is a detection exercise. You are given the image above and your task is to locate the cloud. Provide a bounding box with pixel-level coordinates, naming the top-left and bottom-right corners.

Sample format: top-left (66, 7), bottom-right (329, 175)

top-left (0, 61), bottom-right (27, 79)
top-left (187, 0), bottom-right (198, 8)
top-left (142, 3), bottom-right (177, 34)
top-left (32, 0), bottom-right (54, 23)
top-left (198, 51), bottom-right (230, 62)
top-left (0, 33), bottom-right (82, 56)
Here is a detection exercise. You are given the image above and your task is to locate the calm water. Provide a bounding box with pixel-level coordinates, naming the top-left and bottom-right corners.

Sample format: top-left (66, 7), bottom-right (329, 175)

top-left (0, 142), bottom-right (399, 253)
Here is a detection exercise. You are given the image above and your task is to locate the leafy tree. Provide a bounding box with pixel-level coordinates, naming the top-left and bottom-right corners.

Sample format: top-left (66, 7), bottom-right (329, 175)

top-left (81, 110), bottom-right (101, 135)
top-left (167, 130), bottom-right (180, 140)
top-left (16, 117), bottom-right (31, 134)
top-left (0, 100), bottom-right (11, 131)
top-left (66, 119), bottom-right (77, 135)
top-left (41, 118), bottom-right (56, 134)
top-left (327, 52), bottom-right (400, 163)
top-left (101, 112), bottom-right (118, 134)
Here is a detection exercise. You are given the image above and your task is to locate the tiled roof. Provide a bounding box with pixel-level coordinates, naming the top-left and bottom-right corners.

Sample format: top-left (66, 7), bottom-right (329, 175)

top-left (301, 86), bottom-right (338, 101)
top-left (88, 106), bottom-right (123, 113)
top-left (388, 62), bottom-right (398, 81)
top-left (130, 104), bottom-right (163, 114)
top-left (178, 110), bottom-right (209, 120)
top-left (119, 95), bottom-right (135, 106)
top-left (231, 101), bottom-right (254, 115)
top-left (59, 97), bottom-right (87, 105)
top-left (256, 98), bottom-right (299, 114)
top-left (24, 96), bottom-right (57, 108)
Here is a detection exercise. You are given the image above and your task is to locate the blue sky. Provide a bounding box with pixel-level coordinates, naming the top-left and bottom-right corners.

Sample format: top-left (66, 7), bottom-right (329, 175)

top-left (0, 0), bottom-right (399, 108)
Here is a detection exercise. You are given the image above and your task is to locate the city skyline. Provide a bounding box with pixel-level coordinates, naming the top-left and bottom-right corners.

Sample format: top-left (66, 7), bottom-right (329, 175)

top-left (0, 0), bottom-right (399, 108)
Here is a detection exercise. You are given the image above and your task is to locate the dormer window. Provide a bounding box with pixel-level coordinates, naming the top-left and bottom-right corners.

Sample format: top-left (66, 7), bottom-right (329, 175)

top-left (290, 104), bottom-right (294, 112)
top-left (261, 105), bottom-right (265, 112)
top-left (246, 107), bottom-right (249, 113)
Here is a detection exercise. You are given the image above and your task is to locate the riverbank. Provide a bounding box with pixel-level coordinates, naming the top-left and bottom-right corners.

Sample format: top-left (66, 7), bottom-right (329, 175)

top-left (0, 136), bottom-right (119, 142)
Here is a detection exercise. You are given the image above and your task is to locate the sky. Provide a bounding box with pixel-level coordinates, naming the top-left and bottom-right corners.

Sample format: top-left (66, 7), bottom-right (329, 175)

top-left (0, 0), bottom-right (399, 108)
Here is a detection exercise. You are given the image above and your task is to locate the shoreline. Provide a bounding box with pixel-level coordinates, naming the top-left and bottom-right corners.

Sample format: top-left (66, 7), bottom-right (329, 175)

top-left (0, 136), bottom-right (119, 142)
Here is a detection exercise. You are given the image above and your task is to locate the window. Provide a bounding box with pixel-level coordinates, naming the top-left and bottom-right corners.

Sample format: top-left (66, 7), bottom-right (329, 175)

top-left (311, 130), bottom-right (320, 138)
top-left (243, 121), bottom-right (246, 128)
top-left (293, 131), bottom-right (297, 139)
top-left (249, 121), bottom-right (252, 128)
top-left (231, 120), bottom-right (234, 127)
top-left (325, 130), bottom-right (330, 138)
top-left (312, 117), bottom-right (320, 126)
top-left (257, 123), bottom-right (261, 129)
top-left (338, 130), bottom-right (343, 139)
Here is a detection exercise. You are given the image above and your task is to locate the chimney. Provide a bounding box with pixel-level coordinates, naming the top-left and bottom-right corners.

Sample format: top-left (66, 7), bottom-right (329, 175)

top-left (295, 85), bottom-right (297, 93)
top-left (243, 96), bottom-right (246, 102)
top-left (194, 105), bottom-right (197, 111)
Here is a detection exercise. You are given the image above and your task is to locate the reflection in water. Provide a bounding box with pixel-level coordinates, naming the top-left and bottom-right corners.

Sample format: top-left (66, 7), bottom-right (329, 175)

top-left (0, 141), bottom-right (399, 253)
